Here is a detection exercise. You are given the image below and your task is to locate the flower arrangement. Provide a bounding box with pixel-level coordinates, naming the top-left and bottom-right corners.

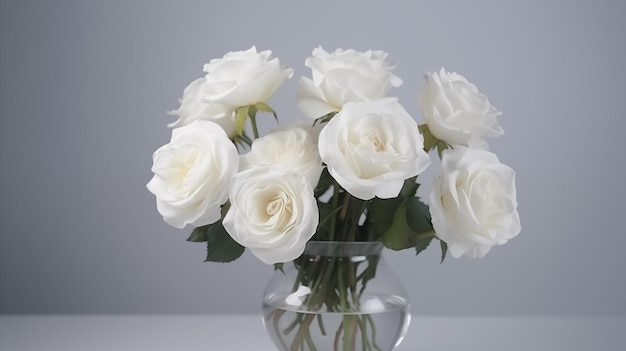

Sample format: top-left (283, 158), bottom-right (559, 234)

top-left (147, 46), bottom-right (521, 350)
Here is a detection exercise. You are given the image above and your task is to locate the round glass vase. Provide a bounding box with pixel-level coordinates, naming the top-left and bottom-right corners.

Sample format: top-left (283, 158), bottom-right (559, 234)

top-left (262, 241), bottom-right (411, 351)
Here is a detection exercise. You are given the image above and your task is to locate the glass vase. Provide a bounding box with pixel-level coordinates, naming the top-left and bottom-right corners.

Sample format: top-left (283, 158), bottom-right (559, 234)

top-left (262, 241), bottom-right (411, 351)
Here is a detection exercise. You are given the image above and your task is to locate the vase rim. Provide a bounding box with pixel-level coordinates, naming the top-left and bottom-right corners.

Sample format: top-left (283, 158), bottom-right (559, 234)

top-left (305, 240), bottom-right (383, 245)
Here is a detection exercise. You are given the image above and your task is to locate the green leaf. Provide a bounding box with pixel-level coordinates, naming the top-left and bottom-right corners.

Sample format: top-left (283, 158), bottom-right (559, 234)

top-left (399, 177), bottom-right (419, 198)
top-left (440, 239), bottom-right (448, 264)
top-left (436, 141), bottom-right (451, 158)
top-left (415, 234), bottom-right (434, 255)
top-left (273, 263), bottom-right (284, 273)
top-left (368, 178), bottom-right (420, 240)
top-left (382, 202), bottom-right (415, 250)
top-left (369, 197), bottom-right (402, 241)
top-left (381, 195), bottom-right (437, 253)
top-left (186, 226), bottom-right (209, 242)
top-left (405, 197), bottom-right (433, 233)
top-left (254, 102), bottom-right (278, 120)
top-left (312, 111), bottom-right (338, 126)
top-left (419, 124), bottom-right (438, 152)
top-left (204, 221), bottom-right (245, 263)
top-left (235, 106), bottom-right (250, 136)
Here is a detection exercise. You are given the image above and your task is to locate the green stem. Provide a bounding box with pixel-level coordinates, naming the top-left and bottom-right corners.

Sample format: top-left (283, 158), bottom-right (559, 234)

top-left (272, 309), bottom-right (289, 351)
top-left (342, 315), bottom-right (358, 351)
top-left (309, 257), bottom-right (336, 309)
top-left (339, 192), bottom-right (351, 221)
top-left (283, 313), bottom-right (304, 335)
top-left (358, 316), bottom-right (371, 351)
top-left (337, 263), bottom-right (348, 311)
top-left (333, 323), bottom-right (344, 351)
top-left (365, 314), bottom-right (383, 351)
top-left (413, 230), bottom-right (436, 240)
top-left (338, 260), bottom-right (356, 351)
top-left (250, 113), bottom-right (260, 139)
top-left (341, 195), bottom-right (361, 242)
top-left (316, 314), bottom-right (327, 336)
top-left (348, 260), bottom-right (356, 303)
top-left (304, 331), bottom-right (318, 351)
top-left (290, 313), bottom-right (316, 351)
top-left (328, 184), bottom-right (340, 241)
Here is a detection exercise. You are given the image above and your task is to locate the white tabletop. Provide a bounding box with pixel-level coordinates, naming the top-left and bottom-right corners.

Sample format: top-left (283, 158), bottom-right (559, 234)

top-left (1, 314), bottom-right (624, 350)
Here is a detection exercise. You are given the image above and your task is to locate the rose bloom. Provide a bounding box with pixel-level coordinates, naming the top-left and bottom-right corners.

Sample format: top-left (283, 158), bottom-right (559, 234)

top-left (271, 119), bottom-right (324, 145)
top-left (222, 166), bottom-right (319, 265)
top-left (418, 68), bottom-right (503, 148)
top-left (429, 147), bottom-right (521, 258)
top-left (146, 120), bottom-right (239, 229)
top-left (202, 46), bottom-right (293, 107)
top-left (318, 98), bottom-right (431, 200)
top-left (239, 127), bottom-right (324, 187)
top-left (167, 77), bottom-right (236, 136)
top-left (297, 47), bottom-right (403, 119)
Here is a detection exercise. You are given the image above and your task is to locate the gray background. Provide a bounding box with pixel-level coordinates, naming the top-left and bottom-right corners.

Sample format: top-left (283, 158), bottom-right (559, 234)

top-left (1, 0), bottom-right (624, 316)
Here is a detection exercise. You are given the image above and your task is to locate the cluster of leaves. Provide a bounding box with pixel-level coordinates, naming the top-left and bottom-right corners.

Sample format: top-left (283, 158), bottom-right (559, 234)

top-left (186, 175), bottom-right (447, 264)
top-left (370, 179), bottom-right (447, 263)
top-left (187, 220), bottom-right (243, 263)
top-left (314, 172), bottom-right (447, 263)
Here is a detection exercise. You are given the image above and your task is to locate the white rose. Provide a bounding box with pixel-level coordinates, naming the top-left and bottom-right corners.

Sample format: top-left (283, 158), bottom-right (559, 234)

top-left (272, 119), bottom-right (323, 145)
top-left (146, 120), bottom-right (239, 229)
top-left (318, 98), bottom-right (431, 200)
top-left (429, 147), bottom-right (521, 258)
top-left (223, 166), bottom-right (319, 265)
top-left (167, 78), bottom-right (236, 136)
top-left (202, 46), bottom-right (293, 107)
top-left (297, 47), bottom-right (403, 119)
top-left (239, 128), bottom-right (323, 187)
top-left (418, 68), bottom-right (503, 148)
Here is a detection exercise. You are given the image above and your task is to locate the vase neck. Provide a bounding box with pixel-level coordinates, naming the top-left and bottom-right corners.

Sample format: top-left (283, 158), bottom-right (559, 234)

top-left (303, 241), bottom-right (383, 257)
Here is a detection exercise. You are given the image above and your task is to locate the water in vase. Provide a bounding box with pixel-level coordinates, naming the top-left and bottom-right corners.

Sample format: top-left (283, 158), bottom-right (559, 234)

top-left (263, 292), bottom-right (410, 351)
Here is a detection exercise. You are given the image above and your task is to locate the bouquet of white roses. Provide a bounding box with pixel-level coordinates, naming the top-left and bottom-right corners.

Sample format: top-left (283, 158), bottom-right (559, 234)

top-left (147, 46), bottom-right (521, 350)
